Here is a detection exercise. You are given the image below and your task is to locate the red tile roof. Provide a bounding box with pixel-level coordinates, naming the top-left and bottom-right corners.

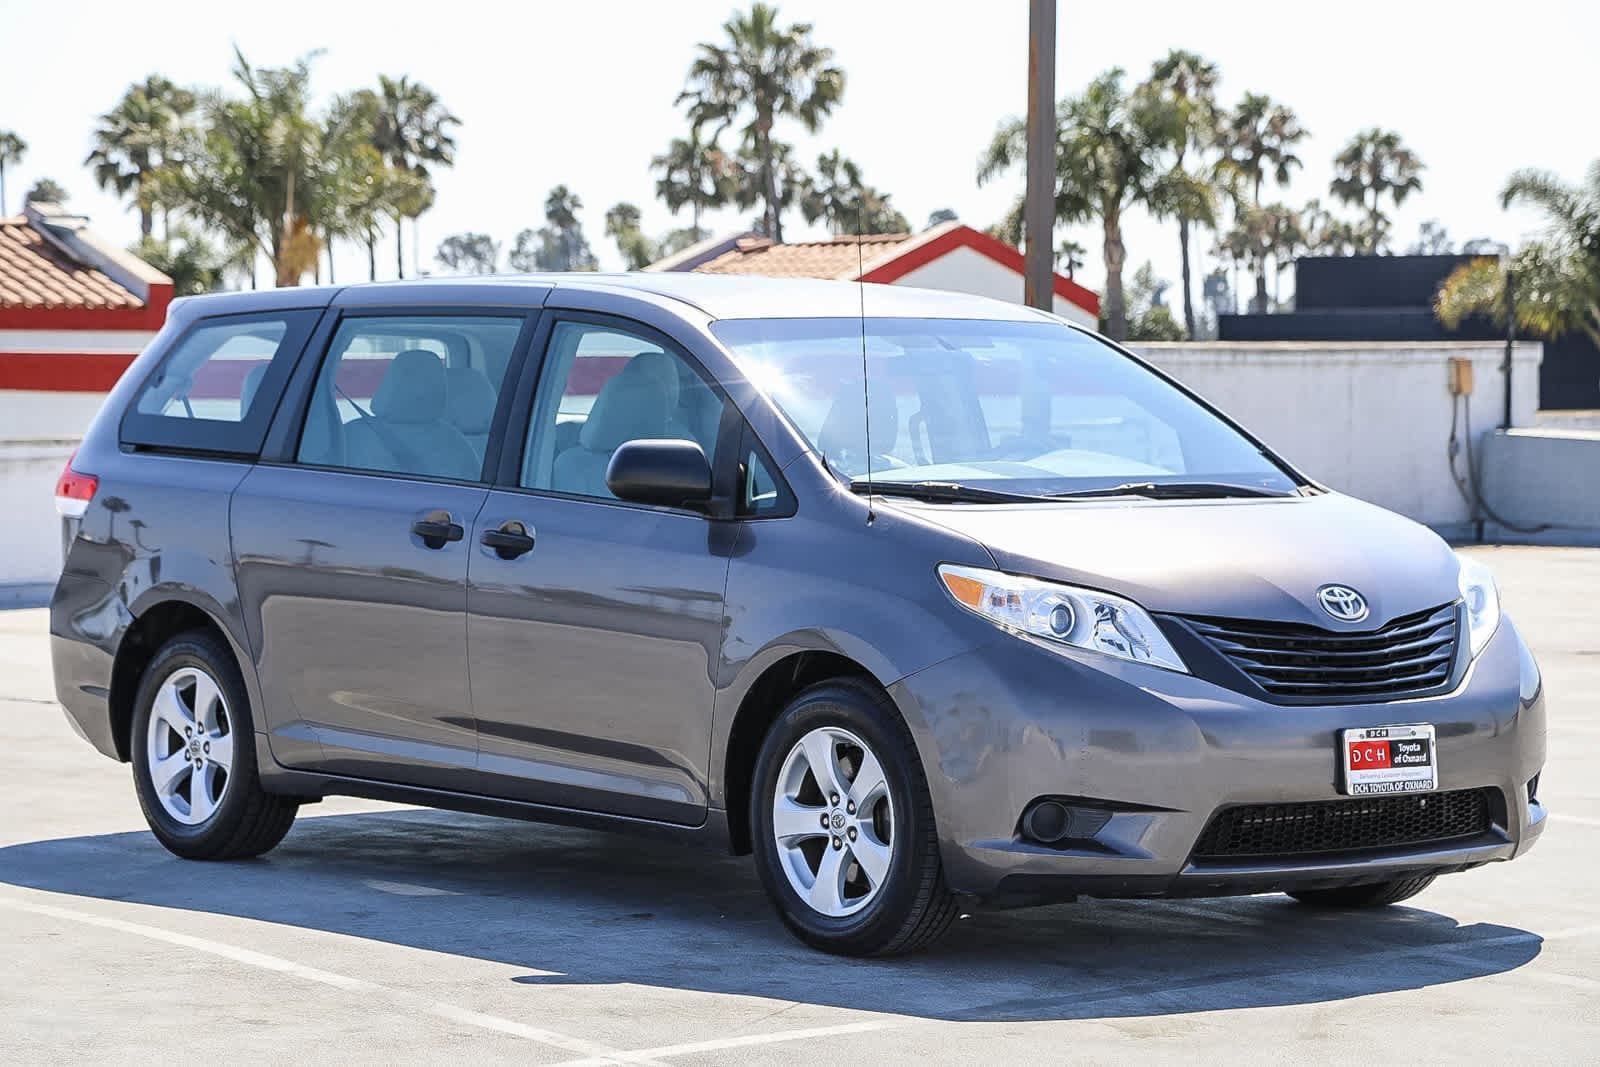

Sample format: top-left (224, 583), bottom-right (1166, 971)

top-left (668, 223), bottom-right (1101, 319)
top-left (0, 217), bottom-right (145, 311)
top-left (692, 233), bottom-right (913, 280)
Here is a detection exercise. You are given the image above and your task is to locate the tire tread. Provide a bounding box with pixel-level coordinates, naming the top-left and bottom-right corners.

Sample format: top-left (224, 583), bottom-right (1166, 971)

top-left (132, 630), bottom-right (297, 861)
top-left (753, 676), bottom-right (957, 956)
top-left (1287, 873), bottom-right (1436, 908)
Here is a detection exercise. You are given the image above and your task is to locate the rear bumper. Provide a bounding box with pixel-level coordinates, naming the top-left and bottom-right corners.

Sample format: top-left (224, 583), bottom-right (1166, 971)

top-left (890, 616), bottom-right (1547, 905)
top-left (49, 573), bottom-right (123, 761)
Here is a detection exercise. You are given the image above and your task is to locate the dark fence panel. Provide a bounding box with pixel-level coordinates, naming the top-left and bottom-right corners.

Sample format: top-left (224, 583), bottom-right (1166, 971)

top-left (1294, 255), bottom-right (1479, 310)
top-left (1215, 255), bottom-right (1599, 409)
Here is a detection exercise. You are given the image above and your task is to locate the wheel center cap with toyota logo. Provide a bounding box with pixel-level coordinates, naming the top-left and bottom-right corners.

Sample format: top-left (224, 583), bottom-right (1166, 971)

top-left (1317, 585), bottom-right (1370, 623)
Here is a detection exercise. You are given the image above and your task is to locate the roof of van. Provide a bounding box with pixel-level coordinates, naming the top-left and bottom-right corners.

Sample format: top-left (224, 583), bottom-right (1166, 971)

top-left (170, 272), bottom-right (1060, 324)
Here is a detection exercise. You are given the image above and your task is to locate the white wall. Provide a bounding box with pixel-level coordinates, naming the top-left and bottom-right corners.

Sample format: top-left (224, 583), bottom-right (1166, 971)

top-left (887, 246), bottom-right (1099, 327)
top-left (0, 440), bottom-right (74, 602)
top-left (0, 391), bottom-right (106, 440)
top-left (1130, 341), bottom-right (1543, 536)
top-left (1480, 428), bottom-right (1600, 545)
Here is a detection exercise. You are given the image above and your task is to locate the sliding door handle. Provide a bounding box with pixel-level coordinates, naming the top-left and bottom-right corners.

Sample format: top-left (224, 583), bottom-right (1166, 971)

top-left (481, 521), bottom-right (535, 560)
top-left (411, 515), bottom-right (465, 549)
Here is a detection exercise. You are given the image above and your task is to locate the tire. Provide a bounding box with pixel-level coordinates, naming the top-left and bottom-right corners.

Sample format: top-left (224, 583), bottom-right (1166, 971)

top-left (130, 630), bottom-right (298, 860)
top-left (1286, 874), bottom-right (1437, 908)
top-left (750, 677), bottom-right (957, 956)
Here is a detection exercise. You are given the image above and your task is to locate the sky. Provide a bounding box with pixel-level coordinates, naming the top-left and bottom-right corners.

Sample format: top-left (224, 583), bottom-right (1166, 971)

top-left (1, 0), bottom-right (1596, 303)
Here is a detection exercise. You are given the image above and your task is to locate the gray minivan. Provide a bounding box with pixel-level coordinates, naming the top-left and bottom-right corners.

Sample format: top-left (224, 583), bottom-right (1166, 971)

top-left (51, 274), bottom-right (1546, 956)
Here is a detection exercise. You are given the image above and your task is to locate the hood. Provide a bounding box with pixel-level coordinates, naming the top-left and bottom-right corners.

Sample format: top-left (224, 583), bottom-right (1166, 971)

top-left (893, 491), bottom-right (1460, 628)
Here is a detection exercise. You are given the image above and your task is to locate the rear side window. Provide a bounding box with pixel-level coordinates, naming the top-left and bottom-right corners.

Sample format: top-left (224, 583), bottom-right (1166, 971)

top-left (121, 310), bottom-right (319, 455)
top-left (295, 314), bottom-right (525, 482)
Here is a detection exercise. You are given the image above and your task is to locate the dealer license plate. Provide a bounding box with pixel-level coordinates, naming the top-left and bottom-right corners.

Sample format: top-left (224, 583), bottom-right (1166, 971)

top-left (1339, 724), bottom-right (1437, 795)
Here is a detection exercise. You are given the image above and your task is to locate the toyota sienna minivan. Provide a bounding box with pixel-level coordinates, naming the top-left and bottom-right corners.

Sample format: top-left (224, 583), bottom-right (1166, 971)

top-left (51, 274), bottom-right (1547, 956)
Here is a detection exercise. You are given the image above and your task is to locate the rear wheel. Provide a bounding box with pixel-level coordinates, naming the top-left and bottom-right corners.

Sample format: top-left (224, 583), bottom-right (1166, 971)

top-left (750, 678), bottom-right (957, 956)
top-left (130, 631), bottom-right (298, 860)
top-left (1287, 874), bottom-right (1437, 908)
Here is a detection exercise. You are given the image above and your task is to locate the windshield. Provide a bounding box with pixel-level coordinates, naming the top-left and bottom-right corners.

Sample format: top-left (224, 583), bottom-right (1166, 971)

top-left (711, 317), bottom-right (1301, 496)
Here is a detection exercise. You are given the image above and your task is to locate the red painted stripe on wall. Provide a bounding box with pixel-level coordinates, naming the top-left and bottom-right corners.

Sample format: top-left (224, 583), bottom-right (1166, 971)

top-left (0, 352), bottom-right (137, 391)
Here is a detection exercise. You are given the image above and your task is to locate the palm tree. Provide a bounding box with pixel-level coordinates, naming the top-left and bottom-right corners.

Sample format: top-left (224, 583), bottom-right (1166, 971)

top-left (1143, 50), bottom-right (1222, 338)
top-left (1222, 203), bottom-right (1306, 312)
top-left (1212, 225), bottom-right (1252, 315)
top-left (24, 178), bottom-right (68, 205)
top-left (132, 226), bottom-right (224, 295)
top-left (1437, 160), bottom-right (1600, 347)
top-left (732, 141), bottom-right (807, 237)
top-left (0, 130), bottom-right (24, 215)
top-left (1330, 128), bottom-right (1425, 255)
top-left (604, 202), bottom-right (657, 269)
top-left (85, 75), bottom-right (196, 239)
top-left (1057, 238), bottom-right (1086, 279)
top-left (312, 91), bottom-right (427, 282)
top-left (980, 69), bottom-right (1167, 340)
top-left (1218, 92), bottom-right (1306, 311)
top-left (434, 232), bottom-right (499, 275)
top-left (679, 2), bottom-right (845, 242)
top-left (1219, 93), bottom-right (1307, 207)
top-left (369, 74), bottom-right (459, 278)
top-left (652, 129), bottom-right (736, 241)
top-left (169, 49), bottom-right (324, 287)
top-left (799, 148), bottom-right (862, 233)
top-left (1301, 198), bottom-right (1360, 257)
top-left (512, 185), bottom-right (598, 272)
top-left (1265, 204), bottom-right (1307, 307)
top-left (1407, 219), bottom-right (1454, 256)
top-left (799, 149), bottom-right (907, 235)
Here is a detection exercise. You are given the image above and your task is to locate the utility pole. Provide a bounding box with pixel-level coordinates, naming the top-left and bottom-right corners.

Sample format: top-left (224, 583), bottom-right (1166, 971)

top-left (1502, 264), bottom-right (1516, 429)
top-left (1023, 0), bottom-right (1056, 311)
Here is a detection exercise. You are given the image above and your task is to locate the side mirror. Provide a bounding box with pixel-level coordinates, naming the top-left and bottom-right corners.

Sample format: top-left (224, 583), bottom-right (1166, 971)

top-left (606, 439), bottom-right (713, 509)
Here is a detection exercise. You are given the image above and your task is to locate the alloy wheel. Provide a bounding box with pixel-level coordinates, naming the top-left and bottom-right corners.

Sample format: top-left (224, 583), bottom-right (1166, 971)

top-left (771, 725), bottom-right (895, 917)
top-left (144, 666), bottom-right (234, 825)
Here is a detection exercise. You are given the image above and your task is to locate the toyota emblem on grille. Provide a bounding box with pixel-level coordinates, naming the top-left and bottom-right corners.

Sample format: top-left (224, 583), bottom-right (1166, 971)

top-left (1317, 585), bottom-right (1369, 622)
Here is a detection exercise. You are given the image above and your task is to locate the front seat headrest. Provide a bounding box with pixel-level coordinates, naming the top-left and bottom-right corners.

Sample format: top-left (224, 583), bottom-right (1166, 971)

top-left (577, 352), bottom-right (676, 451)
top-left (373, 349), bottom-right (448, 424)
top-left (446, 366), bottom-right (496, 434)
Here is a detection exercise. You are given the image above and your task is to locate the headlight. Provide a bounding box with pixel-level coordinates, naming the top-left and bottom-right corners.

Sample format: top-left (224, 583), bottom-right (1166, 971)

top-left (1455, 552), bottom-right (1501, 657)
top-left (938, 564), bottom-right (1186, 672)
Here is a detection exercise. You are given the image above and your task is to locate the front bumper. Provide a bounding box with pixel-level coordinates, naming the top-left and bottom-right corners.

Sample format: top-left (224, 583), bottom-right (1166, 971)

top-left (889, 616), bottom-right (1547, 905)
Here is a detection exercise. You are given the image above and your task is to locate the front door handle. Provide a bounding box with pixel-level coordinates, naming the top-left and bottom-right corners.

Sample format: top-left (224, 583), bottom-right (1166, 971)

top-left (481, 520), bottom-right (536, 560)
top-left (411, 514), bottom-right (465, 549)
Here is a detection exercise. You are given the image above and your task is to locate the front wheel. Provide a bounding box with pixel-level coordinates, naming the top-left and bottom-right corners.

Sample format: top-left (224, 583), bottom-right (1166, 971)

top-left (1286, 874), bottom-right (1437, 908)
top-left (750, 678), bottom-right (957, 956)
top-left (130, 630), bottom-right (298, 860)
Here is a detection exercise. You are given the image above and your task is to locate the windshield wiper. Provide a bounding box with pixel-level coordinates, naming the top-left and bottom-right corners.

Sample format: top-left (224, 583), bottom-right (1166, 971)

top-left (848, 479), bottom-right (1057, 504)
top-left (1051, 481), bottom-right (1289, 500)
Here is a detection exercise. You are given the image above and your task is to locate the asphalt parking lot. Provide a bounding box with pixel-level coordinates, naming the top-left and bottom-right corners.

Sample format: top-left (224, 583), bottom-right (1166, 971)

top-left (2, 545), bottom-right (1597, 1063)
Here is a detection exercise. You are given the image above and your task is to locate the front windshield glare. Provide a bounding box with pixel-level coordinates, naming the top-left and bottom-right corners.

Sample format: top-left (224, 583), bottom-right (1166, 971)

top-left (711, 317), bottom-right (1299, 496)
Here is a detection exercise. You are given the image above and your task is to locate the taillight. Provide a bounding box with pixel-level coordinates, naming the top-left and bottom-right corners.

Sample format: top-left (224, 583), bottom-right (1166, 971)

top-left (55, 451), bottom-right (98, 519)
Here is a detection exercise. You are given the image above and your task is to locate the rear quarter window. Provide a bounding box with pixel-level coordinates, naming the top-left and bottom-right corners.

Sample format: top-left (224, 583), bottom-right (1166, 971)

top-left (120, 310), bottom-right (320, 455)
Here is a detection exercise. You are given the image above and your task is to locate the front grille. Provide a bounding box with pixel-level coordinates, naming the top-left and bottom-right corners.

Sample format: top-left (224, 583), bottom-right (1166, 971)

top-left (1186, 602), bottom-right (1459, 701)
top-left (1191, 789), bottom-right (1494, 860)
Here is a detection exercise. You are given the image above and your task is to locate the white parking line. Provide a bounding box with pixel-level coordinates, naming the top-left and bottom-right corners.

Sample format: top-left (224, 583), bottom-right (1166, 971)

top-left (546, 1021), bottom-right (900, 1067)
top-left (0, 894), bottom-right (663, 1065)
top-left (363, 878), bottom-right (463, 896)
top-left (1552, 813), bottom-right (1600, 828)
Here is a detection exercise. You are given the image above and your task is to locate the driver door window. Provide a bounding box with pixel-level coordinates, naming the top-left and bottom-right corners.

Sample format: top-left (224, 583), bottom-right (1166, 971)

top-left (521, 321), bottom-right (725, 501)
